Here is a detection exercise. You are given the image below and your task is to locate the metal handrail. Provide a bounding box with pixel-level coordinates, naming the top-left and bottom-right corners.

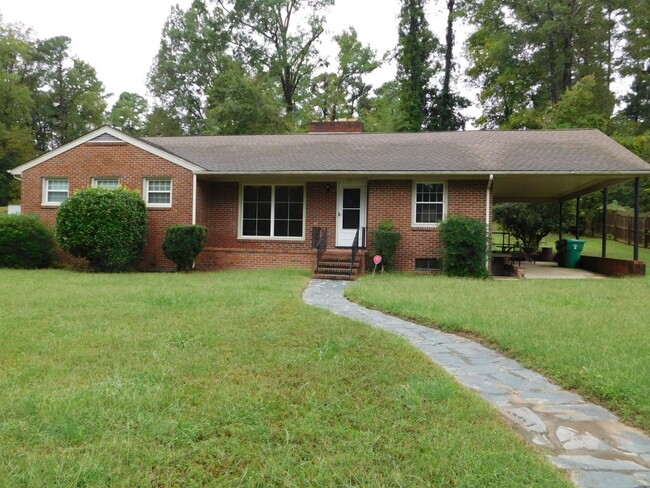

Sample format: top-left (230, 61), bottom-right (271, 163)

top-left (350, 228), bottom-right (360, 275)
top-left (315, 228), bottom-right (328, 271)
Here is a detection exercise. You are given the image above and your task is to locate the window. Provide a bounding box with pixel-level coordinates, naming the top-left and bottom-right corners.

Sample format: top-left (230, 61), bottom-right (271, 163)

top-left (43, 178), bottom-right (69, 205)
top-left (413, 182), bottom-right (446, 226)
top-left (92, 178), bottom-right (120, 189)
top-left (144, 179), bottom-right (172, 207)
top-left (241, 184), bottom-right (304, 239)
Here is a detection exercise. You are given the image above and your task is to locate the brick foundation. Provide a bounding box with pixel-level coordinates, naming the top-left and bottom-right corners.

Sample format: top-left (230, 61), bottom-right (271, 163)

top-left (579, 255), bottom-right (646, 276)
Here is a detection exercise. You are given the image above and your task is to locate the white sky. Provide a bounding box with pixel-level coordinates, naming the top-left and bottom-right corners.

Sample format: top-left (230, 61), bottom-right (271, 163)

top-left (0, 0), bottom-right (468, 107)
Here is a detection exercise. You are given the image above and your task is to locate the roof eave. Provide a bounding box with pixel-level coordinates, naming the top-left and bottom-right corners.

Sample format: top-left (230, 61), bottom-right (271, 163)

top-left (9, 126), bottom-right (204, 176)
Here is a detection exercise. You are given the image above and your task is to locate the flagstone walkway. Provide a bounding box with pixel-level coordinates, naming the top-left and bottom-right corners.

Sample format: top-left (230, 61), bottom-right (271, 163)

top-left (303, 279), bottom-right (650, 488)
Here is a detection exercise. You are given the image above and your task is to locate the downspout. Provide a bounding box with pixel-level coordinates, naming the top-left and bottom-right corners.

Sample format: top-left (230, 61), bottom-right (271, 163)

top-left (486, 174), bottom-right (494, 270)
top-left (192, 174), bottom-right (197, 225)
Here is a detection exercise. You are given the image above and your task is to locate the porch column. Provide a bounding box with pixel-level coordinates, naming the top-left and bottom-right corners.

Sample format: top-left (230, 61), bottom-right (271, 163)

top-left (559, 201), bottom-right (564, 240)
top-left (634, 177), bottom-right (640, 261)
top-left (602, 188), bottom-right (608, 258)
top-left (575, 196), bottom-right (581, 239)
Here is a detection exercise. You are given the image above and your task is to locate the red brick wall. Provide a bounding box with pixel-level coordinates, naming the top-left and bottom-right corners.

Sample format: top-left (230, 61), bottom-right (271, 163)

top-left (196, 181), bottom-right (337, 270)
top-left (367, 179), bottom-right (489, 271)
top-left (20, 141), bottom-right (194, 270)
top-left (196, 178), bottom-right (488, 273)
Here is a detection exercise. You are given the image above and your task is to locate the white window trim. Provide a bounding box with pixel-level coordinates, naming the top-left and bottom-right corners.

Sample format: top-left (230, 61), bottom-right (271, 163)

top-left (238, 183), bottom-right (306, 241)
top-left (42, 177), bottom-right (69, 206)
top-left (412, 181), bottom-right (447, 228)
top-left (92, 177), bottom-right (120, 189)
top-left (144, 178), bottom-right (172, 208)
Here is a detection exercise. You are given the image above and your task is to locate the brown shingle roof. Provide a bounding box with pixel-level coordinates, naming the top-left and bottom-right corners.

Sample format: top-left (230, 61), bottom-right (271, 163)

top-left (142, 129), bottom-right (650, 175)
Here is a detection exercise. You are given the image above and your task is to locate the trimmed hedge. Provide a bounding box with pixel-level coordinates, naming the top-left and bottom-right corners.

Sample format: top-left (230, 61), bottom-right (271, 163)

top-left (162, 225), bottom-right (208, 271)
top-left (56, 187), bottom-right (148, 272)
top-left (371, 220), bottom-right (402, 271)
top-left (0, 214), bottom-right (56, 269)
top-left (440, 215), bottom-right (489, 278)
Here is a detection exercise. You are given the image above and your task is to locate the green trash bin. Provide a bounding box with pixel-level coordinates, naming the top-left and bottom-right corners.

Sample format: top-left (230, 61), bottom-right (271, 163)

top-left (562, 238), bottom-right (585, 268)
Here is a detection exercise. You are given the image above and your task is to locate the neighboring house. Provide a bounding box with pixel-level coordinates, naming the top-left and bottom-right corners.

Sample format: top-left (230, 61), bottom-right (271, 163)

top-left (9, 122), bottom-right (650, 274)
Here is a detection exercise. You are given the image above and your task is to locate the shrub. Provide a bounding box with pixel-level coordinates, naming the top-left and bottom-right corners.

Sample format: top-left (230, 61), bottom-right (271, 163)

top-left (440, 215), bottom-right (489, 278)
top-left (0, 214), bottom-right (55, 268)
top-left (56, 187), bottom-right (148, 272)
top-left (162, 225), bottom-right (208, 271)
top-left (371, 220), bottom-right (401, 271)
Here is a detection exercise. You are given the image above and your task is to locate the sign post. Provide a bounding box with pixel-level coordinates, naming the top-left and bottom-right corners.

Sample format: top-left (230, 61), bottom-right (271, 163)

top-left (372, 255), bottom-right (382, 275)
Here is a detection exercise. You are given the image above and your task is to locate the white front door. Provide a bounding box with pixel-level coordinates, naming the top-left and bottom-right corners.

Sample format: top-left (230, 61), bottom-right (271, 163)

top-left (336, 182), bottom-right (367, 247)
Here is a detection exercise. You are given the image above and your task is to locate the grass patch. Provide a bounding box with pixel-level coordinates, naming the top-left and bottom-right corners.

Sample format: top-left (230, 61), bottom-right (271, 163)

top-left (0, 269), bottom-right (570, 486)
top-left (0, 206), bottom-right (7, 215)
top-left (346, 273), bottom-right (650, 432)
top-left (539, 233), bottom-right (650, 262)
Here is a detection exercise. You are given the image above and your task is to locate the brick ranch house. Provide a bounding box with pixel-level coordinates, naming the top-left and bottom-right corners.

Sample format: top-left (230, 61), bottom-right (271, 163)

top-left (9, 122), bottom-right (650, 275)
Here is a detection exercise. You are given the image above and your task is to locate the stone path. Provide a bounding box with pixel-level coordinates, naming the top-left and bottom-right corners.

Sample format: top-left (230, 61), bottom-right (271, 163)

top-left (303, 279), bottom-right (650, 488)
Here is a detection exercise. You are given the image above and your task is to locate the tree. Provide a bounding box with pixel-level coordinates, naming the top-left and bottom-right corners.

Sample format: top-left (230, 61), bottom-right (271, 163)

top-left (32, 36), bottom-right (106, 151)
top-left (216, 0), bottom-right (335, 116)
top-left (359, 81), bottom-right (401, 133)
top-left (205, 60), bottom-right (286, 135)
top-left (494, 203), bottom-right (562, 251)
top-left (107, 92), bottom-right (149, 135)
top-left (0, 20), bottom-right (36, 205)
top-left (148, 1), bottom-right (231, 134)
top-left (309, 27), bottom-right (380, 121)
top-left (466, 0), bottom-right (615, 129)
top-left (620, 2), bottom-right (650, 130)
top-left (56, 187), bottom-right (148, 272)
top-left (144, 107), bottom-right (184, 137)
top-left (430, 0), bottom-right (469, 131)
top-left (395, 0), bottom-right (439, 132)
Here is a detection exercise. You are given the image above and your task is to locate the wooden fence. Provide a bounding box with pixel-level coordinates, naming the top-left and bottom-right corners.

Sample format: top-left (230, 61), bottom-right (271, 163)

top-left (588, 212), bottom-right (650, 248)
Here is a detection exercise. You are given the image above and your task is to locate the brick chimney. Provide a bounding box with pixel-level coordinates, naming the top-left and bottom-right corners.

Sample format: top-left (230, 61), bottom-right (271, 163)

top-left (308, 120), bottom-right (364, 134)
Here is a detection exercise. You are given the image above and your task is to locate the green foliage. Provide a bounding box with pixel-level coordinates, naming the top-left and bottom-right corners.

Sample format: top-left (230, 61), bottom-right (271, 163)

top-left (144, 107), bottom-right (183, 137)
top-left (219, 0), bottom-right (335, 115)
top-left (310, 27), bottom-right (380, 121)
top-left (162, 225), bottom-right (208, 272)
top-left (0, 21), bottom-right (37, 205)
top-left (148, 1), bottom-right (230, 134)
top-left (0, 214), bottom-right (55, 268)
top-left (107, 92), bottom-right (149, 135)
top-left (371, 220), bottom-right (401, 271)
top-left (396, 0), bottom-right (439, 132)
top-left (55, 187), bottom-right (147, 272)
top-left (440, 215), bottom-right (488, 278)
top-left (466, 0), bottom-right (615, 129)
top-left (494, 203), bottom-right (561, 251)
top-left (32, 36), bottom-right (106, 151)
top-left (205, 60), bottom-right (286, 135)
top-left (359, 81), bottom-right (401, 133)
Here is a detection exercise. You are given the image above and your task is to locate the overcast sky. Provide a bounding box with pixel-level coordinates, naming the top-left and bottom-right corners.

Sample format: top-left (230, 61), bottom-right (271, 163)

top-left (1, 0), bottom-right (463, 107)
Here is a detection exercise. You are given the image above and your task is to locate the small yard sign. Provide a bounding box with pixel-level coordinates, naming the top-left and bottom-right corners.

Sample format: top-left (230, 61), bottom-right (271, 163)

top-left (373, 255), bottom-right (382, 275)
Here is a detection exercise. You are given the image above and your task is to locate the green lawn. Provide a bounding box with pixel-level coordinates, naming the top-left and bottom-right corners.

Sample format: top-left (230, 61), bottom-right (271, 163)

top-left (0, 206), bottom-right (7, 215)
top-left (0, 269), bottom-right (570, 486)
top-left (346, 272), bottom-right (650, 432)
top-left (539, 233), bottom-right (650, 261)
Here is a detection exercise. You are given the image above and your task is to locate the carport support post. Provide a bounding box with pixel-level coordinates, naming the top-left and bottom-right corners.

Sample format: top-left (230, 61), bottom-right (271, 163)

top-left (634, 177), bottom-right (640, 261)
top-left (602, 188), bottom-right (608, 258)
top-left (559, 201), bottom-right (564, 240)
top-left (575, 196), bottom-right (581, 239)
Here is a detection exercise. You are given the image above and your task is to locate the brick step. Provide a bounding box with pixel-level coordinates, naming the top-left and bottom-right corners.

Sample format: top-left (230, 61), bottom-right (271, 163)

top-left (313, 273), bottom-right (357, 281)
top-left (318, 257), bottom-right (359, 264)
top-left (316, 266), bottom-right (355, 275)
top-left (317, 261), bottom-right (359, 269)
